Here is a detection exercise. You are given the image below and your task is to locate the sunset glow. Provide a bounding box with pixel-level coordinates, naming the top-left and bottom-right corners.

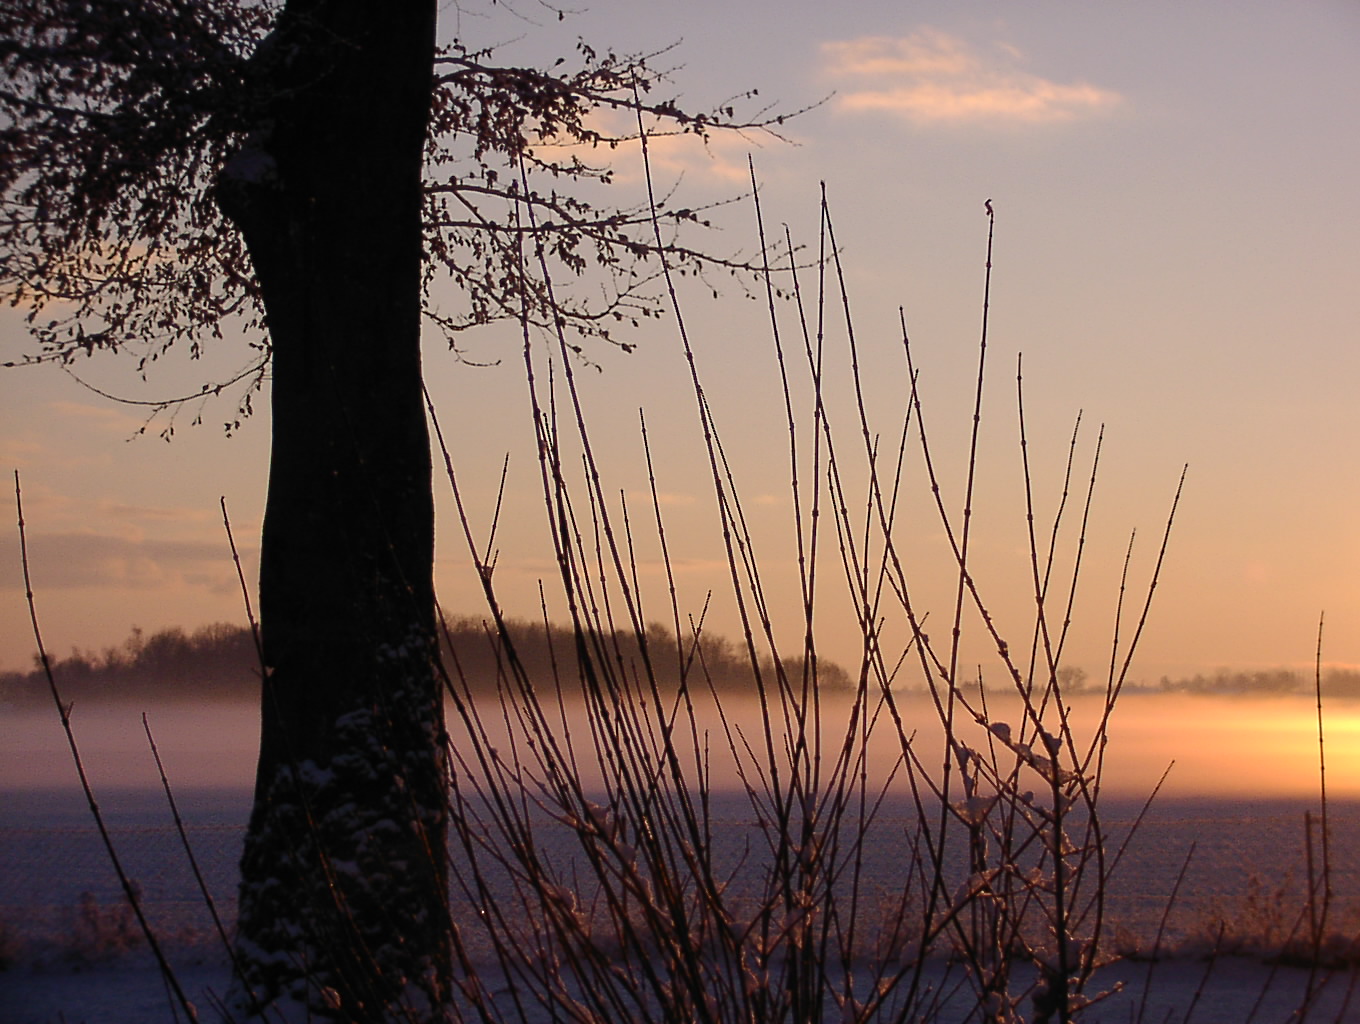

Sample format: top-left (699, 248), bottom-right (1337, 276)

top-left (4, 692), bottom-right (1354, 804)
top-left (3, 2), bottom-right (1358, 803)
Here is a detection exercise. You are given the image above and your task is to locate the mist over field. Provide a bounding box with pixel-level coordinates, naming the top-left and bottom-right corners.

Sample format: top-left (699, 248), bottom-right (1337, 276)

top-left (5, 680), bottom-right (1355, 800)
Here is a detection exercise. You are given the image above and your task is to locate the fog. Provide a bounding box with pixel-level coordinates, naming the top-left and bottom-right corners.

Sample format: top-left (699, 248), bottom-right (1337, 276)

top-left (3, 691), bottom-right (1353, 800)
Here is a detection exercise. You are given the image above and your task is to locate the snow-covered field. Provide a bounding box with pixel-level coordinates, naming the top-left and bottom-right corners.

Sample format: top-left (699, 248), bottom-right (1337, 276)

top-left (3, 950), bottom-right (1358, 1024)
top-left (3, 786), bottom-right (1359, 1022)
top-left (6, 946), bottom-right (1360, 1023)
top-left (4, 697), bottom-right (1359, 1022)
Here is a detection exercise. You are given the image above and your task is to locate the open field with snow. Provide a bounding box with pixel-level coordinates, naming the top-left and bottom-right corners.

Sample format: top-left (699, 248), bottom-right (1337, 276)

top-left (3, 785), bottom-right (1359, 1022)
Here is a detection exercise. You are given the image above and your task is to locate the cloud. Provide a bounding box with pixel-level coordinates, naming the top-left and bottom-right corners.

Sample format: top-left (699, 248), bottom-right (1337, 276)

top-left (629, 129), bottom-right (761, 186)
top-left (627, 489), bottom-right (698, 508)
top-left (49, 400), bottom-right (149, 436)
top-left (0, 531), bottom-right (246, 593)
top-left (7, 480), bottom-right (222, 540)
top-left (0, 401), bottom-right (141, 469)
top-left (540, 108), bottom-right (767, 189)
top-left (0, 435), bottom-right (46, 467)
top-left (94, 499), bottom-right (217, 526)
top-left (822, 29), bottom-right (1122, 125)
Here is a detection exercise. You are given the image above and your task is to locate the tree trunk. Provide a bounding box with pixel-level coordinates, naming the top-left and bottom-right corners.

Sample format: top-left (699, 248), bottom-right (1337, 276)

top-left (216, 3), bottom-right (448, 1020)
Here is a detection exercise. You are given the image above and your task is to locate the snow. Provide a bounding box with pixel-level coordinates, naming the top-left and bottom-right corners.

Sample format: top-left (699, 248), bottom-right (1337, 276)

top-left (2, 956), bottom-right (230, 1024)
top-left (3, 953), bottom-right (1356, 1023)
top-left (5, 783), bottom-right (1360, 1022)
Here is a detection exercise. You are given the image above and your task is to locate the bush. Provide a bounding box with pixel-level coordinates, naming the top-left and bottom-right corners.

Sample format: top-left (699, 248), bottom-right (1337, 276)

top-left (67, 889), bottom-right (144, 965)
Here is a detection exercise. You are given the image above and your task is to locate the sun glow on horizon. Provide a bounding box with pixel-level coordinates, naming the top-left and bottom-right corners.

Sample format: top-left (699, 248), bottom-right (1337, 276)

top-left (4, 691), bottom-right (1352, 804)
top-left (1099, 694), bottom-right (1360, 800)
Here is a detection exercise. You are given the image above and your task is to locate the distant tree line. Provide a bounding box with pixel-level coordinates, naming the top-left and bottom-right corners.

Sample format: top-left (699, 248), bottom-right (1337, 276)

top-left (977, 665), bottom-right (1360, 699)
top-left (0, 618), bottom-right (853, 706)
top-left (1154, 667), bottom-right (1360, 698)
top-left (0, 623), bottom-right (259, 704)
top-left (9, 627), bottom-right (1358, 705)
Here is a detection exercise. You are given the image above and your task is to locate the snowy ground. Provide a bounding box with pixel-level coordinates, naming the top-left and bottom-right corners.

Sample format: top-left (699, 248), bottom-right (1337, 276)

top-left (3, 952), bottom-right (1358, 1023)
top-left (5, 778), bottom-right (1360, 1021)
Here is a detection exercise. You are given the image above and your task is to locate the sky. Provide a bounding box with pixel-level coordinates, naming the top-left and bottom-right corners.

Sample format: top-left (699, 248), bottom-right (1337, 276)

top-left (3, 0), bottom-right (1358, 715)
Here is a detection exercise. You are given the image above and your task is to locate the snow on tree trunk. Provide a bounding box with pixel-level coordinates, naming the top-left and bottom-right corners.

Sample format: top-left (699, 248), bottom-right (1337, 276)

top-left (216, 3), bottom-right (450, 1019)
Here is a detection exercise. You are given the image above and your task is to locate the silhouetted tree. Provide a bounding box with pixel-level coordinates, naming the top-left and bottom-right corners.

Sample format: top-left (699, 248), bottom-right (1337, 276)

top-left (1, 2), bottom-right (785, 1019)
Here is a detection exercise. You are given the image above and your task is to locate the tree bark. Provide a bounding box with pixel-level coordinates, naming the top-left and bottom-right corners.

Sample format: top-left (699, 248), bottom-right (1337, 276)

top-left (216, 3), bottom-right (448, 1020)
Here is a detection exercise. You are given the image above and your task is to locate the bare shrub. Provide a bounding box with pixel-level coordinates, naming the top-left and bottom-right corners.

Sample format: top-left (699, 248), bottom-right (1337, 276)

top-left (67, 888), bottom-right (144, 965)
top-left (416, 174), bottom-right (1184, 1023)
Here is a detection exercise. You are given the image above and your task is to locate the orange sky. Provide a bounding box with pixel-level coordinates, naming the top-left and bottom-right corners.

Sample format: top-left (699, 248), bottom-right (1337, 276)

top-left (3, 3), bottom-right (1358, 706)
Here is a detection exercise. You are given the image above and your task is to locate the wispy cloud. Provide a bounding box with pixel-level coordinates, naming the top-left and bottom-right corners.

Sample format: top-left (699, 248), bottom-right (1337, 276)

top-left (627, 489), bottom-right (698, 508)
top-left (0, 531), bottom-right (246, 592)
top-left (49, 400), bottom-right (149, 436)
top-left (629, 128), bottom-right (760, 185)
top-left (94, 499), bottom-right (217, 526)
top-left (822, 29), bottom-right (1122, 125)
top-left (539, 108), bottom-right (767, 188)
